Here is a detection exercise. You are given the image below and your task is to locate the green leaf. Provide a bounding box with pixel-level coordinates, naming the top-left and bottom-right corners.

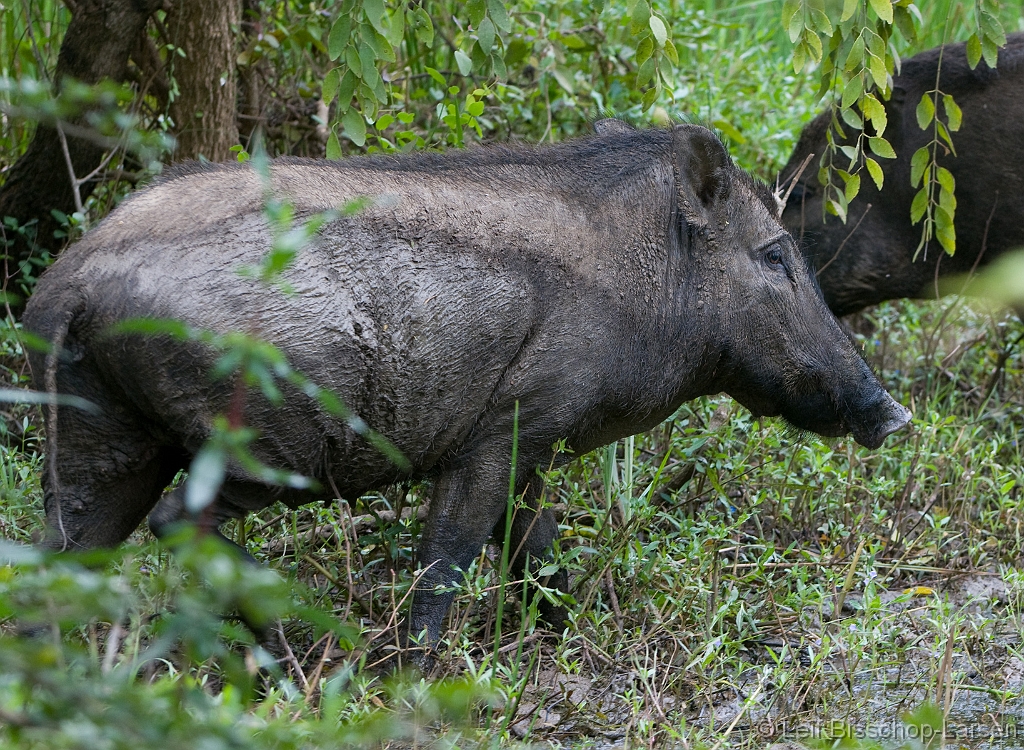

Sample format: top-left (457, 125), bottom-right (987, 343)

top-left (841, 106), bottom-right (863, 130)
top-left (865, 26), bottom-right (886, 60)
top-left (631, 1), bottom-right (651, 33)
top-left (363, 0), bottom-right (387, 36)
top-left (342, 108), bottom-right (366, 146)
top-left (560, 33), bottom-right (587, 49)
top-left (868, 136), bottom-right (896, 159)
top-left (868, 0), bottom-right (893, 24)
top-left (466, 0), bottom-right (486, 26)
top-left (936, 166), bottom-right (955, 195)
top-left (916, 93), bottom-right (934, 129)
top-left (861, 93), bottom-right (887, 135)
top-left (982, 36), bottom-right (1000, 69)
top-left (466, 99), bottom-right (484, 116)
top-left (337, 70), bottom-right (357, 112)
top-left (841, 0), bottom-right (859, 22)
top-left (842, 74), bottom-right (862, 109)
top-left (359, 43), bottom-right (382, 91)
top-left (326, 130), bottom-right (341, 159)
top-left (865, 157), bottom-right (884, 190)
top-left (454, 49), bottom-right (473, 76)
top-left (328, 16), bottom-right (351, 61)
top-left (385, 6), bottom-right (404, 47)
top-left (893, 5), bottom-right (916, 40)
top-left (477, 17), bottom-right (495, 52)
top-left (939, 186), bottom-right (956, 214)
top-left (967, 34), bottom-right (983, 69)
top-left (322, 68), bottom-right (340, 105)
top-left (486, 0), bottom-right (512, 34)
top-left (803, 27), bottom-right (822, 63)
top-left (186, 445), bottom-right (227, 514)
top-left (942, 94), bottom-right (962, 131)
top-left (828, 195), bottom-right (848, 223)
top-left (936, 221), bottom-right (955, 255)
top-left (910, 146), bottom-right (929, 187)
top-left (663, 38), bottom-right (679, 65)
top-left (636, 36), bottom-right (654, 65)
top-left (491, 50), bottom-right (507, 80)
top-left (469, 42), bottom-right (490, 77)
top-left (414, 6), bottom-right (434, 45)
top-left (936, 120), bottom-right (956, 155)
top-left (980, 10), bottom-right (1007, 46)
top-left (425, 66), bottom-right (446, 86)
top-left (637, 58), bottom-right (656, 88)
top-left (809, 7), bottom-right (832, 35)
top-left (552, 65), bottom-right (575, 94)
top-left (935, 207), bottom-right (954, 249)
top-left (781, 0), bottom-right (800, 33)
top-left (346, 45), bottom-right (362, 78)
top-left (840, 144), bottom-right (859, 162)
top-left (844, 172), bottom-right (861, 203)
top-left (867, 52), bottom-right (887, 91)
top-left (844, 33), bottom-right (865, 72)
top-left (784, 0), bottom-right (803, 44)
top-left (792, 41), bottom-right (806, 74)
top-left (649, 15), bottom-right (668, 46)
top-left (361, 24), bottom-right (395, 62)
top-left (641, 85), bottom-right (658, 111)
top-left (910, 187), bottom-right (928, 224)
top-left (712, 119), bottom-right (745, 144)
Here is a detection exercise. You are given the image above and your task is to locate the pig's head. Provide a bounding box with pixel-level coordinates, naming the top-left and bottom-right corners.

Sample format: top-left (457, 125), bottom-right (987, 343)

top-left (671, 125), bottom-right (910, 449)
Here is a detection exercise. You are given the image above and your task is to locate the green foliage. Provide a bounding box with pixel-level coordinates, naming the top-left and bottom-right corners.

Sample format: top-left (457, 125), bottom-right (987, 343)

top-left (0, 534), bottom-right (499, 749)
top-left (0, 77), bottom-right (172, 169)
top-left (781, 0), bottom-right (1012, 251)
top-left (909, 66), bottom-right (964, 257)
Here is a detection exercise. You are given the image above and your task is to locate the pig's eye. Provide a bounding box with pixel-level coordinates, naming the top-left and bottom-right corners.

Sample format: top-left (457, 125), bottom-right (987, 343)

top-left (765, 246), bottom-right (784, 266)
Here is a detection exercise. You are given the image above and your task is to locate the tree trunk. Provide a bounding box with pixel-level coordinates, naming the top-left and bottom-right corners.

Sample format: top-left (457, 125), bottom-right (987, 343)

top-left (166, 0), bottom-right (241, 162)
top-left (237, 0), bottom-right (267, 145)
top-left (0, 0), bottom-right (161, 312)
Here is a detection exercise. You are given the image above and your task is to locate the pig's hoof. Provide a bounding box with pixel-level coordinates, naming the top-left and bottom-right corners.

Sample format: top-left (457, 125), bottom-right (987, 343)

top-left (404, 647), bottom-right (438, 676)
top-left (539, 601), bottom-right (570, 631)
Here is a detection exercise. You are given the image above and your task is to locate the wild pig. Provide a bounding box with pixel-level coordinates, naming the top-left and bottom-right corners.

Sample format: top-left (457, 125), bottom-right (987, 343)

top-left (23, 124), bottom-right (910, 649)
top-left (781, 34), bottom-right (1024, 316)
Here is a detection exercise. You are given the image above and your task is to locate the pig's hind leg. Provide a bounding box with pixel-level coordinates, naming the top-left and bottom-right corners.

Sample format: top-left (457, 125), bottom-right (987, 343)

top-left (410, 438), bottom-right (569, 649)
top-left (492, 473), bottom-right (569, 629)
top-left (41, 396), bottom-right (184, 551)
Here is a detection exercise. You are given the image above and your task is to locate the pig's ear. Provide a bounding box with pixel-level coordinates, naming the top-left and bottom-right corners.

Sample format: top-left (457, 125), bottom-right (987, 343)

top-left (671, 124), bottom-right (732, 228)
top-left (594, 118), bottom-right (635, 136)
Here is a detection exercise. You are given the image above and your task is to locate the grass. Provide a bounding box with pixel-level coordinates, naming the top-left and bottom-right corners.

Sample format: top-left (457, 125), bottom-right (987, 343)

top-left (3, 1), bottom-right (1024, 748)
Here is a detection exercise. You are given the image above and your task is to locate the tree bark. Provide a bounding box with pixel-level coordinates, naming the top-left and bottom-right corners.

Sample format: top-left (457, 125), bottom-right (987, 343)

top-left (0, 0), bottom-right (162, 311)
top-left (166, 0), bottom-right (241, 161)
top-left (236, 0), bottom-right (267, 145)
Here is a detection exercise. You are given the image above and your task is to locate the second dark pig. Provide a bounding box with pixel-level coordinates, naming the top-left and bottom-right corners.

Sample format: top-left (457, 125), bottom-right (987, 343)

top-left (782, 34), bottom-right (1024, 316)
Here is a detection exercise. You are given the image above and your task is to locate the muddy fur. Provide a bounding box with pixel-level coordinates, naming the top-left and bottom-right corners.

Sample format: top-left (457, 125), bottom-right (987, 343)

top-left (23, 124), bottom-right (909, 647)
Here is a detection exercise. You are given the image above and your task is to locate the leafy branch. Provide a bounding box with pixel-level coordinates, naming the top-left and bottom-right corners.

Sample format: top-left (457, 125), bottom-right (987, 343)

top-left (909, 0), bottom-right (1006, 257)
top-left (783, 0), bottom-right (1007, 259)
top-left (626, 0), bottom-right (679, 111)
top-left (783, 0), bottom-right (914, 222)
top-left (910, 68), bottom-right (961, 257)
